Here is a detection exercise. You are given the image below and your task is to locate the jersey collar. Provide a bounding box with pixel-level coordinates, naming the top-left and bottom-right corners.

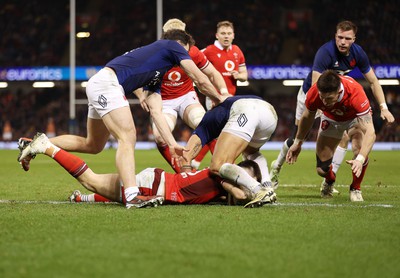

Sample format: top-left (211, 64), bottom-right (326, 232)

top-left (337, 82), bottom-right (345, 102)
top-left (214, 40), bottom-right (232, 51)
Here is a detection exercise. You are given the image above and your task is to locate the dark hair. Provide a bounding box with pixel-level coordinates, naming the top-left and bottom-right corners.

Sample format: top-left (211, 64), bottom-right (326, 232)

top-left (162, 29), bottom-right (195, 48)
top-left (237, 160), bottom-right (262, 182)
top-left (336, 20), bottom-right (358, 35)
top-left (317, 70), bottom-right (341, 94)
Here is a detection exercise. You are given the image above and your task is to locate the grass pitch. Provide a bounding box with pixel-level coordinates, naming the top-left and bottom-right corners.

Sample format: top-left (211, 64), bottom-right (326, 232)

top-left (0, 148), bottom-right (399, 278)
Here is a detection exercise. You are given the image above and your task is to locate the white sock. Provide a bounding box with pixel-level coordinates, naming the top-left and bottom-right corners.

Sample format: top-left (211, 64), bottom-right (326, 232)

top-left (275, 139), bottom-right (289, 168)
top-left (332, 146), bottom-right (347, 174)
top-left (124, 186), bottom-right (139, 202)
top-left (81, 194), bottom-right (95, 202)
top-left (243, 151), bottom-right (270, 183)
top-left (219, 163), bottom-right (261, 196)
top-left (191, 159), bottom-right (201, 170)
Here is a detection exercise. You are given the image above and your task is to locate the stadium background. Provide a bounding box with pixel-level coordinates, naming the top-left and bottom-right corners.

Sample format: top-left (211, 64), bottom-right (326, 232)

top-left (0, 0), bottom-right (399, 144)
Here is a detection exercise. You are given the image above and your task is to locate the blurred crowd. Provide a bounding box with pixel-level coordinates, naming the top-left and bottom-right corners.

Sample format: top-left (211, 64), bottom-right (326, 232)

top-left (1, 0), bottom-right (399, 142)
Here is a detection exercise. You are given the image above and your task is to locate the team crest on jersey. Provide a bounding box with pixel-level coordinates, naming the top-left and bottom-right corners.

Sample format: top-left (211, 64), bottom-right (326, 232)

top-left (237, 113), bottom-right (248, 127)
top-left (350, 59), bottom-right (356, 67)
top-left (168, 71), bottom-right (181, 82)
top-left (334, 61), bottom-right (339, 67)
top-left (321, 120), bottom-right (330, 130)
top-left (224, 60), bottom-right (235, 71)
top-left (98, 95), bottom-right (107, 108)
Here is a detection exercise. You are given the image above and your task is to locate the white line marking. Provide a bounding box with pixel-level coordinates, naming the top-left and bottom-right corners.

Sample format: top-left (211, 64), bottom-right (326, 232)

top-left (272, 202), bottom-right (394, 208)
top-left (0, 200), bottom-right (394, 208)
top-left (278, 184), bottom-right (397, 188)
top-left (0, 200), bottom-right (119, 205)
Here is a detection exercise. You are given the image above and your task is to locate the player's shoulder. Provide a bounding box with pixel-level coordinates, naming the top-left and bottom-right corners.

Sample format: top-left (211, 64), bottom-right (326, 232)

top-left (349, 42), bottom-right (368, 57)
top-left (231, 44), bottom-right (243, 51)
top-left (341, 75), bottom-right (363, 90)
top-left (189, 45), bottom-right (200, 54)
top-left (317, 40), bottom-right (336, 53)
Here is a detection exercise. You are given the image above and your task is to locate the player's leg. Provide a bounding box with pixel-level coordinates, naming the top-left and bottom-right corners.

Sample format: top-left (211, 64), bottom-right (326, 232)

top-left (18, 132), bottom-right (122, 200)
top-left (50, 117), bottom-right (110, 154)
top-left (316, 134), bottom-right (341, 198)
top-left (331, 131), bottom-right (349, 174)
top-left (212, 132), bottom-right (262, 197)
top-left (101, 106), bottom-right (141, 208)
top-left (347, 126), bottom-right (369, 201)
top-left (152, 112), bottom-right (179, 172)
top-left (180, 98), bottom-right (208, 170)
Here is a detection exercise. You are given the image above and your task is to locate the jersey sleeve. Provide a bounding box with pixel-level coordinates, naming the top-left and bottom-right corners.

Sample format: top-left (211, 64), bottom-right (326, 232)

top-left (304, 86), bottom-right (320, 112)
top-left (236, 46), bottom-right (246, 67)
top-left (353, 45), bottom-right (372, 74)
top-left (190, 46), bottom-right (209, 70)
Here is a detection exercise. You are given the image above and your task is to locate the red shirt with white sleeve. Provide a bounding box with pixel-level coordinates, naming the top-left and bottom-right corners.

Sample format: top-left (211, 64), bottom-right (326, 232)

top-left (203, 41), bottom-right (246, 95)
top-left (161, 45), bottom-right (209, 100)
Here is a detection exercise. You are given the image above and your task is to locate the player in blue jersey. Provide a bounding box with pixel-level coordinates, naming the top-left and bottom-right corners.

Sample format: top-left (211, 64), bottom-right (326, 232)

top-left (18, 29), bottom-right (227, 209)
top-left (270, 20), bottom-right (394, 192)
top-left (181, 95), bottom-right (278, 208)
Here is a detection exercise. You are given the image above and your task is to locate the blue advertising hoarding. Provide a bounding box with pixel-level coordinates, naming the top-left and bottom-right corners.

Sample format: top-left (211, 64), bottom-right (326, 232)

top-left (0, 65), bottom-right (399, 81)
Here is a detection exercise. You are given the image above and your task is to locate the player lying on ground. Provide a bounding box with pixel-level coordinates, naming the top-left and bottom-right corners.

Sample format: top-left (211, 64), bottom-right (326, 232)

top-left (181, 94), bottom-right (278, 208)
top-left (18, 133), bottom-right (275, 208)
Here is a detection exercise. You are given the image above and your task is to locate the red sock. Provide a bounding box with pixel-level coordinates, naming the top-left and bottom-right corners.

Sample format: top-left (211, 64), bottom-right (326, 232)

top-left (194, 144), bottom-right (210, 162)
top-left (157, 143), bottom-right (180, 173)
top-left (208, 139), bottom-right (217, 154)
top-left (350, 157), bottom-right (369, 190)
top-left (325, 165), bottom-right (336, 185)
top-left (94, 194), bottom-right (111, 202)
top-left (53, 149), bottom-right (88, 178)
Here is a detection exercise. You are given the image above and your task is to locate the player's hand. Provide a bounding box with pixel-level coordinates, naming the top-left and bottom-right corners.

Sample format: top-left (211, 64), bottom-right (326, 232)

top-left (346, 159), bottom-right (363, 177)
top-left (139, 99), bottom-right (150, 112)
top-left (286, 145), bottom-right (302, 164)
top-left (169, 145), bottom-right (188, 168)
top-left (380, 109), bottom-right (395, 124)
top-left (230, 70), bottom-right (239, 80)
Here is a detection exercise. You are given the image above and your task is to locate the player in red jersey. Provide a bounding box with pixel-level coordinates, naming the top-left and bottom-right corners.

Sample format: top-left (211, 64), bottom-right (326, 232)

top-left (18, 132), bottom-right (261, 206)
top-left (286, 70), bottom-right (376, 202)
top-left (70, 158), bottom-right (261, 206)
top-left (203, 20), bottom-right (248, 96)
top-left (191, 20), bottom-right (248, 169)
top-left (134, 19), bottom-right (229, 173)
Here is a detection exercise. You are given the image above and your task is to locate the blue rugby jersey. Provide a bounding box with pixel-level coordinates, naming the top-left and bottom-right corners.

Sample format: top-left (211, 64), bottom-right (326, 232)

top-left (302, 40), bottom-right (372, 93)
top-left (106, 40), bottom-right (191, 94)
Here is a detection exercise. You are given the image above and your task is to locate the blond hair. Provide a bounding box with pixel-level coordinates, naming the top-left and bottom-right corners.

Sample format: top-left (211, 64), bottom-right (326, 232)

top-left (163, 18), bottom-right (186, 32)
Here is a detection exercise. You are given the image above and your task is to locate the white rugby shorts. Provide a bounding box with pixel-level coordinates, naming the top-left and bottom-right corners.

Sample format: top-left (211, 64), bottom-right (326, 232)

top-left (222, 98), bottom-right (278, 148)
top-left (318, 114), bottom-right (357, 139)
top-left (86, 68), bottom-right (129, 119)
top-left (162, 90), bottom-right (200, 119)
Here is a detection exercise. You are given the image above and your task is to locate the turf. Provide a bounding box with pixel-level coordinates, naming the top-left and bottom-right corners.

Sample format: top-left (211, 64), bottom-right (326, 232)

top-left (0, 149), bottom-right (399, 278)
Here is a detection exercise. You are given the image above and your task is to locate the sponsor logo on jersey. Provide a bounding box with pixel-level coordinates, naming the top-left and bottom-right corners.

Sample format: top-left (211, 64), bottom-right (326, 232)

top-left (224, 60), bottom-right (235, 72)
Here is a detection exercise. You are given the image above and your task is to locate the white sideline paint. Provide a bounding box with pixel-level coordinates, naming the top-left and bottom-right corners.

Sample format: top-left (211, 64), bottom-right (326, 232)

top-left (1, 141), bottom-right (400, 150)
top-left (0, 199), bottom-right (393, 208)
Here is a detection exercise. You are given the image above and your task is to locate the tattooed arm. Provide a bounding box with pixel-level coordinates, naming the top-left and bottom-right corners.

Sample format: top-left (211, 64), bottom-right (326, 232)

top-left (180, 134), bottom-right (203, 171)
top-left (346, 113), bottom-right (376, 177)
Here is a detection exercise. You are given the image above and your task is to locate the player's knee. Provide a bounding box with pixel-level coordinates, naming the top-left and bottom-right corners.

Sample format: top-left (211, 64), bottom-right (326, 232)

top-left (86, 141), bottom-right (107, 154)
top-left (186, 106), bottom-right (205, 129)
top-left (316, 156), bottom-right (332, 177)
top-left (210, 161), bottom-right (224, 176)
